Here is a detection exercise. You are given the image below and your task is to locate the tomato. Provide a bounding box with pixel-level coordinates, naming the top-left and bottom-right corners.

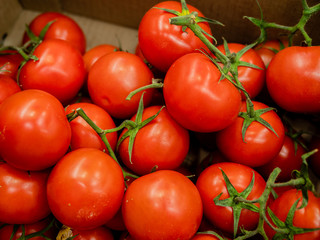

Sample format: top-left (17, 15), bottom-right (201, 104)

top-left (0, 217), bottom-right (58, 240)
top-left (0, 75), bottom-right (21, 104)
top-left (19, 39), bottom-right (86, 104)
top-left (191, 233), bottom-right (230, 240)
top-left (256, 134), bottom-right (305, 182)
top-left (118, 105), bottom-right (190, 175)
top-left (163, 52), bottom-right (242, 132)
top-left (216, 101), bottom-right (285, 167)
top-left (0, 89), bottom-right (71, 171)
top-left (254, 38), bottom-right (289, 68)
top-left (217, 43), bottom-right (266, 99)
top-left (265, 189), bottom-right (320, 240)
top-left (0, 162), bottom-right (51, 224)
top-left (65, 102), bottom-right (118, 153)
top-left (122, 170), bottom-right (203, 240)
top-left (23, 12), bottom-right (86, 54)
top-left (47, 148), bottom-right (125, 230)
top-left (266, 46), bottom-right (320, 113)
top-left (0, 50), bottom-right (24, 80)
top-left (87, 51), bottom-right (155, 119)
top-left (196, 162), bottom-right (266, 235)
top-left (71, 226), bottom-right (114, 240)
top-left (138, 1), bottom-right (213, 73)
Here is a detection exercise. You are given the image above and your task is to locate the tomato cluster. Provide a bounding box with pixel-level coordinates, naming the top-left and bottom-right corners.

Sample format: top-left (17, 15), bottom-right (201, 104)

top-left (0, 1), bottom-right (320, 240)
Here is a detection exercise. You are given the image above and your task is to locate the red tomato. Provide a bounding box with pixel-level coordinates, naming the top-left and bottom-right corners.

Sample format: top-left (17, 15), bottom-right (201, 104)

top-left (256, 135), bottom-right (305, 182)
top-left (266, 46), bottom-right (320, 113)
top-left (118, 105), bottom-right (190, 175)
top-left (88, 51), bottom-right (155, 119)
top-left (191, 234), bottom-right (230, 240)
top-left (47, 148), bottom-right (125, 230)
top-left (217, 43), bottom-right (266, 99)
top-left (122, 170), bottom-right (203, 240)
top-left (0, 217), bottom-right (58, 240)
top-left (0, 75), bottom-right (21, 104)
top-left (0, 89), bottom-right (71, 171)
top-left (138, 1), bottom-right (213, 73)
top-left (19, 39), bottom-right (86, 104)
top-left (65, 102), bottom-right (118, 153)
top-left (196, 162), bottom-right (266, 235)
top-left (163, 52), bottom-right (242, 132)
top-left (0, 162), bottom-right (51, 224)
top-left (0, 50), bottom-right (24, 80)
top-left (216, 101), bottom-right (285, 167)
top-left (254, 38), bottom-right (289, 68)
top-left (265, 189), bottom-right (320, 240)
top-left (23, 12), bottom-right (86, 54)
top-left (71, 226), bottom-right (114, 240)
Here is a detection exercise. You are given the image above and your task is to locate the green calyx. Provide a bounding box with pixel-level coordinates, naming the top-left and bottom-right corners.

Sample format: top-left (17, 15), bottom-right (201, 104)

top-left (213, 168), bottom-right (260, 238)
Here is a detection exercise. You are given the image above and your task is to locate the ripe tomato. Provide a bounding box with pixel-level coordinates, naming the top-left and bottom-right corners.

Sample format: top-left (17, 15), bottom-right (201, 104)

top-left (0, 75), bottom-right (21, 104)
top-left (138, 1), bottom-right (213, 73)
top-left (88, 51), bottom-right (155, 119)
top-left (196, 162), bottom-right (266, 235)
top-left (118, 105), bottom-right (190, 175)
top-left (163, 52), bottom-right (242, 132)
top-left (265, 189), bottom-right (320, 240)
top-left (0, 217), bottom-right (58, 240)
top-left (254, 38), bottom-right (289, 68)
top-left (47, 148), bottom-right (125, 230)
top-left (191, 233), bottom-right (230, 240)
top-left (19, 39), bottom-right (86, 104)
top-left (216, 101), bottom-right (285, 167)
top-left (0, 162), bottom-right (51, 224)
top-left (0, 50), bottom-right (24, 80)
top-left (65, 102), bottom-right (118, 153)
top-left (70, 226), bottom-right (114, 240)
top-left (256, 134), bottom-right (305, 182)
top-left (23, 12), bottom-right (86, 54)
top-left (0, 89), bottom-right (71, 171)
top-left (217, 43), bottom-right (266, 99)
top-left (266, 46), bottom-right (320, 113)
top-left (122, 170), bottom-right (203, 240)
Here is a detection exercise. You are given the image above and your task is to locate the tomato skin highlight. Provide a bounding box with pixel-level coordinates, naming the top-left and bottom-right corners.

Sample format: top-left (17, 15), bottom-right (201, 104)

top-left (138, 1), bottom-right (213, 73)
top-left (0, 89), bottom-right (71, 171)
top-left (196, 162), bottom-right (266, 235)
top-left (118, 105), bottom-right (190, 176)
top-left (216, 101), bottom-right (285, 167)
top-left (47, 148), bottom-right (125, 230)
top-left (0, 163), bottom-right (51, 224)
top-left (266, 46), bottom-right (320, 113)
top-left (122, 170), bottom-right (203, 240)
top-left (163, 52), bottom-right (242, 133)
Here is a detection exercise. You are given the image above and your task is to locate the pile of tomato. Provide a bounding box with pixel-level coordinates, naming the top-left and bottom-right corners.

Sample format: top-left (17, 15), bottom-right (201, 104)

top-left (0, 0), bottom-right (320, 239)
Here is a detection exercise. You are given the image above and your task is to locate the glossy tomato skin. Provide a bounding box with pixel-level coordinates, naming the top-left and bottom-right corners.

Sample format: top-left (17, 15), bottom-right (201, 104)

top-left (0, 89), bottom-right (71, 171)
top-left (191, 234), bottom-right (230, 240)
top-left (23, 12), bottom-right (86, 54)
top-left (65, 102), bottom-right (118, 153)
top-left (0, 162), bottom-right (51, 224)
top-left (71, 226), bottom-right (114, 240)
top-left (47, 148), bottom-right (125, 230)
top-left (265, 189), bottom-right (320, 240)
top-left (0, 75), bottom-right (21, 104)
top-left (19, 39), bottom-right (86, 104)
top-left (0, 50), bottom-right (24, 80)
top-left (216, 101), bottom-right (285, 167)
top-left (256, 135), bottom-right (305, 182)
top-left (266, 46), bottom-right (320, 113)
top-left (0, 217), bottom-right (58, 240)
top-left (217, 43), bottom-right (266, 99)
top-left (88, 51), bottom-right (155, 119)
top-left (118, 105), bottom-right (190, 175)
top-left (196, 162), bottom-right (266, 235)
top-left (163, 52), bottom-right (242, 133)
top-left (122, 170), bottom-right (203, 240)
top-left (138, 1), bottom-right (213, 73)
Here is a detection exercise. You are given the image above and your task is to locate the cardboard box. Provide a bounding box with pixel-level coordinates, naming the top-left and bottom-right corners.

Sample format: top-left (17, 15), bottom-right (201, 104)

top-left (1, 0), bottom-right (320, 53)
